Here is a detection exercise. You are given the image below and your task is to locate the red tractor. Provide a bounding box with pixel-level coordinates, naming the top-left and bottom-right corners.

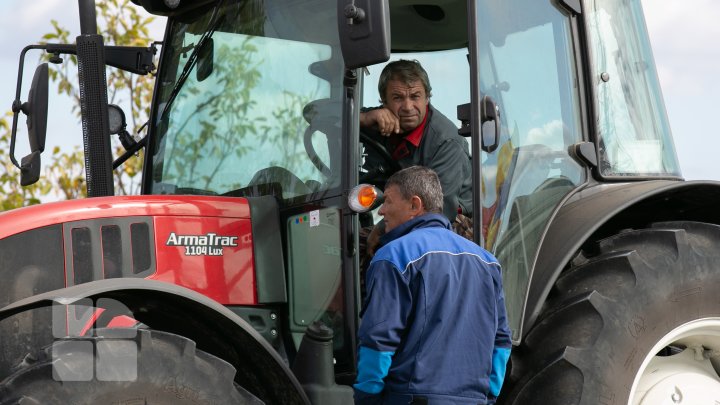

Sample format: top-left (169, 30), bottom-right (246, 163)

top-left (2, 0), bottom-right (720, 403)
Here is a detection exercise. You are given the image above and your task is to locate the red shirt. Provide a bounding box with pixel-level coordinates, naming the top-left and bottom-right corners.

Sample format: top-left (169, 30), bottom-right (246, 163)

top-left (390, 106), bottom-right (429, 160)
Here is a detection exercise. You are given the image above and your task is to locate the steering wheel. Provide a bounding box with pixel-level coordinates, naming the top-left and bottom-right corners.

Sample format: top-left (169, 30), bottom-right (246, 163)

top-left (247, 165), bottom-right (313, 198)
top-left (304, 123), bottom-right (335, 179)
top-left (359, 131), bottom-right (401, 184)
top-left (303, 99), bottom-right (341, 179)
top-left (301, 98), bottom-right (402, 185)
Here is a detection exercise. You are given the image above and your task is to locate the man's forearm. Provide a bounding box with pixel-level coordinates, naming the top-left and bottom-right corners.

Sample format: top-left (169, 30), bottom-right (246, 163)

top-left (360, 110), bottom-right (373, 128)
top-left (360, 107), bottom-right (401, 135)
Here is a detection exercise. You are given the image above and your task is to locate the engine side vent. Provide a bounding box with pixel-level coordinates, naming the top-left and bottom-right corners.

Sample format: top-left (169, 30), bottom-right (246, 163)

top-left (71, 227), bottom-right (94, 284)
top-left (131, 222), bottom-right (151, 274)
top-left (64, 217), bottom-right (156, 286)
top-left (102, 225), bottom-right (123, 278)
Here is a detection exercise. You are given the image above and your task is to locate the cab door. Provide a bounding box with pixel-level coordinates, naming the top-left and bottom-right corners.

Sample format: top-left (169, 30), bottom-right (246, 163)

top-left (468, 0), bottom-right (588, 341)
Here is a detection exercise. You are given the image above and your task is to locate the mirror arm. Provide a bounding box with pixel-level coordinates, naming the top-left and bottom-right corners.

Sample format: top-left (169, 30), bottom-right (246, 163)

top-left (113, 134), bottom-right (147, 170)
top-left (344, 2), bottom-right (366, 24)
top-left (105, 45), bottom-right (157, 75)
top-left (46, 43), bottom-right (158, 75)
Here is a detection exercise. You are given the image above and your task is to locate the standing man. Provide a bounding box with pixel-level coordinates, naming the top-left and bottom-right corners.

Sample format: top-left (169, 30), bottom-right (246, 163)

top-left (360, 59), bottom-right (472, 222)
top-left (354, 166), bottom-right (512, 405)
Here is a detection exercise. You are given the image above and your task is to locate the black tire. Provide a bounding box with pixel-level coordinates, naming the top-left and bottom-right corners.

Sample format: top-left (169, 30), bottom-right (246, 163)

top-left (500, 221), bottom-right (720, 404)
top-left (0, 328), bottom-right (263, 405)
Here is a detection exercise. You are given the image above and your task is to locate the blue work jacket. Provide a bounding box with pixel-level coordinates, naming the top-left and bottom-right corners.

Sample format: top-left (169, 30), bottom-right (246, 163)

top-left (355, 214), bottom-right (512, 405)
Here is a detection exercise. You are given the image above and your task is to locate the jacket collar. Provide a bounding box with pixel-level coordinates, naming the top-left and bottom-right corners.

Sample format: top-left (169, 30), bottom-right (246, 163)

top-left (379, 213), bottom-right (450, 247)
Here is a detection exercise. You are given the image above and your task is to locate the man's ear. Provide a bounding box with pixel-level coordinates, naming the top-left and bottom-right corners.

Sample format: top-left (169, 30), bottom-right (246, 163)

top-left (410, 195), bottom-right (425, 215)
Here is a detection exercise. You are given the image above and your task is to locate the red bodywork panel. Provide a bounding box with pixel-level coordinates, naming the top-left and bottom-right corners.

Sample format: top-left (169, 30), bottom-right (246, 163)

top-left (0, 195), bottom-right (257, 305)
top-left (152, 215), bottom-right (256, 304)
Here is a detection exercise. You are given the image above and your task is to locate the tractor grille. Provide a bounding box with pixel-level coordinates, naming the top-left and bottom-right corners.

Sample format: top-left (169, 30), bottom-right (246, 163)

top-left (64, 217), bottom-right (155, 286)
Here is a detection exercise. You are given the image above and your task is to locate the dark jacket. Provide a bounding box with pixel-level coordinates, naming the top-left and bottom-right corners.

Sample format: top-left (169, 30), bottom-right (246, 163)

top-left (361, 105), bottom-right (472, 221)
top-left (354, 214), bottom-right (512, 405)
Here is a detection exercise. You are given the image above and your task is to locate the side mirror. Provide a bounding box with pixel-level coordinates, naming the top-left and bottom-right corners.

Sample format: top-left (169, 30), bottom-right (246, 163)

top-left (24, 63), bottom-right (49, 153)
top-left (480, 95), bottom-right (500, 153)
top-left (337, 0), bottom-right (391, 69)
top-left (10, 62), bottom-right (49, 186)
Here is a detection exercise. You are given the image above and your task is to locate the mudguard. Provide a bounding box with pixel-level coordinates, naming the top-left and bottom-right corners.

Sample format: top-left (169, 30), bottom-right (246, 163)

top-left (523, 180), bottom-right (720, 339)
top-left (0, 278), bottom-right (310, 405)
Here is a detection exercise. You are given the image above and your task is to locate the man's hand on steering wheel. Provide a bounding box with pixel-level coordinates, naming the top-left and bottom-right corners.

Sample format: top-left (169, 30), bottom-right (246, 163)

top-left (359, 131), bottom-right (401, 184)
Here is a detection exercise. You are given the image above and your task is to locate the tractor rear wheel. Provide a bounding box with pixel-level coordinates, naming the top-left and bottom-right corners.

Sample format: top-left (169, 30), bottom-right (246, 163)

top-left (501, 221), bottom-right (720, 404)
top-left (0, 328), bottom-right (263, 404)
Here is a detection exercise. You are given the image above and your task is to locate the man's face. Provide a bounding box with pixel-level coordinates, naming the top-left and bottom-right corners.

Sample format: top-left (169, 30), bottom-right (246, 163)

top-left (383, 79), bottom-right (429, 132)
top-left (378, 184), bottom-right (415, 233)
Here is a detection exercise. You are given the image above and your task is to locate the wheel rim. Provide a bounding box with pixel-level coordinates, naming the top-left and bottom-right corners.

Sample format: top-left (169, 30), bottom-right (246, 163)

top-left (629, 318), bottom-right (720, 404)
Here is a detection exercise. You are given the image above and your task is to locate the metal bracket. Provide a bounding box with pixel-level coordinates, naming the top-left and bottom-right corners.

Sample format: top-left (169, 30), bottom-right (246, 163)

top-left (46, 43), bottom-right (157, 75)
top-left (570, 142), bottom-right (598, 168)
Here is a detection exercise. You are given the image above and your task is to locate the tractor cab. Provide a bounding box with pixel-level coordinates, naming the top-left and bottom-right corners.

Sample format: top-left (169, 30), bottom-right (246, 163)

top-left (143, 0), bottom-right (678, 356)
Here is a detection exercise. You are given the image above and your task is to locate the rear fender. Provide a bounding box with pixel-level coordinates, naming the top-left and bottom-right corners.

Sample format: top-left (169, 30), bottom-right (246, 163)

top-left (523, 180), bottom-right (720, 341)
top-left (0, 278), bottom-right (309, 405)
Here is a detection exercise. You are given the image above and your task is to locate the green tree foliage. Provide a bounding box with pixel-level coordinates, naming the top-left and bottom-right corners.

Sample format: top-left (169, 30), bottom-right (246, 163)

top-left (0, 0), bottom-right (158, 211)
top-left (40, 0), bottom-right (157, 197)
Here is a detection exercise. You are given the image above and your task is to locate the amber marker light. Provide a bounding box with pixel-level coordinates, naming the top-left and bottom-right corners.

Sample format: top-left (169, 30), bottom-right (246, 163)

top-left (348, 184), bottom-right (382, 213)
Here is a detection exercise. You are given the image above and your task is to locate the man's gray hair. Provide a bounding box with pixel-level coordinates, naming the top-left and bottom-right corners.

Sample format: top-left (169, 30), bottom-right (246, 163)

top-left (386, 166), bottom-right (443, 214)
top-left (378, 59), bottom-right (432, 104)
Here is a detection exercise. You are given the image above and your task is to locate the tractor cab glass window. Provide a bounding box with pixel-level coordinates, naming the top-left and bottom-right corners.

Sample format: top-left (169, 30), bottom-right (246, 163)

top-left (476, 0), bottom-right (585, 338)
top-left (149, 0), bottom-right (344, 204)
top-left (586, 0), bottom-right (681, 177)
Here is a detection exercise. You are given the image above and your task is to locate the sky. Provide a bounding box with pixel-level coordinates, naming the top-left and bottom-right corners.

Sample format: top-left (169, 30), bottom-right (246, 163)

top-left (1, 0), bottom-right (718, 182)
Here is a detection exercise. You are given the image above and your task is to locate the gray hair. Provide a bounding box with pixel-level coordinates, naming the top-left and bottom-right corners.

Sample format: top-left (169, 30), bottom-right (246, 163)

top-left (386, 166), bottom-right (443, 214)
top-left (378, 59), bottom-right (432, 104)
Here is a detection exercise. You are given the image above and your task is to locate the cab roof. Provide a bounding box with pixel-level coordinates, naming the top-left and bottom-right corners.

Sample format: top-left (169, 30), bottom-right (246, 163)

top-left (131, 0), bottom-right (469, 52)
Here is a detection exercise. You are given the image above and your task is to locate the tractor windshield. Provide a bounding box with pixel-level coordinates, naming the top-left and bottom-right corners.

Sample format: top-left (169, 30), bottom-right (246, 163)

top-left (147, 0), bottom-right (344, 204)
